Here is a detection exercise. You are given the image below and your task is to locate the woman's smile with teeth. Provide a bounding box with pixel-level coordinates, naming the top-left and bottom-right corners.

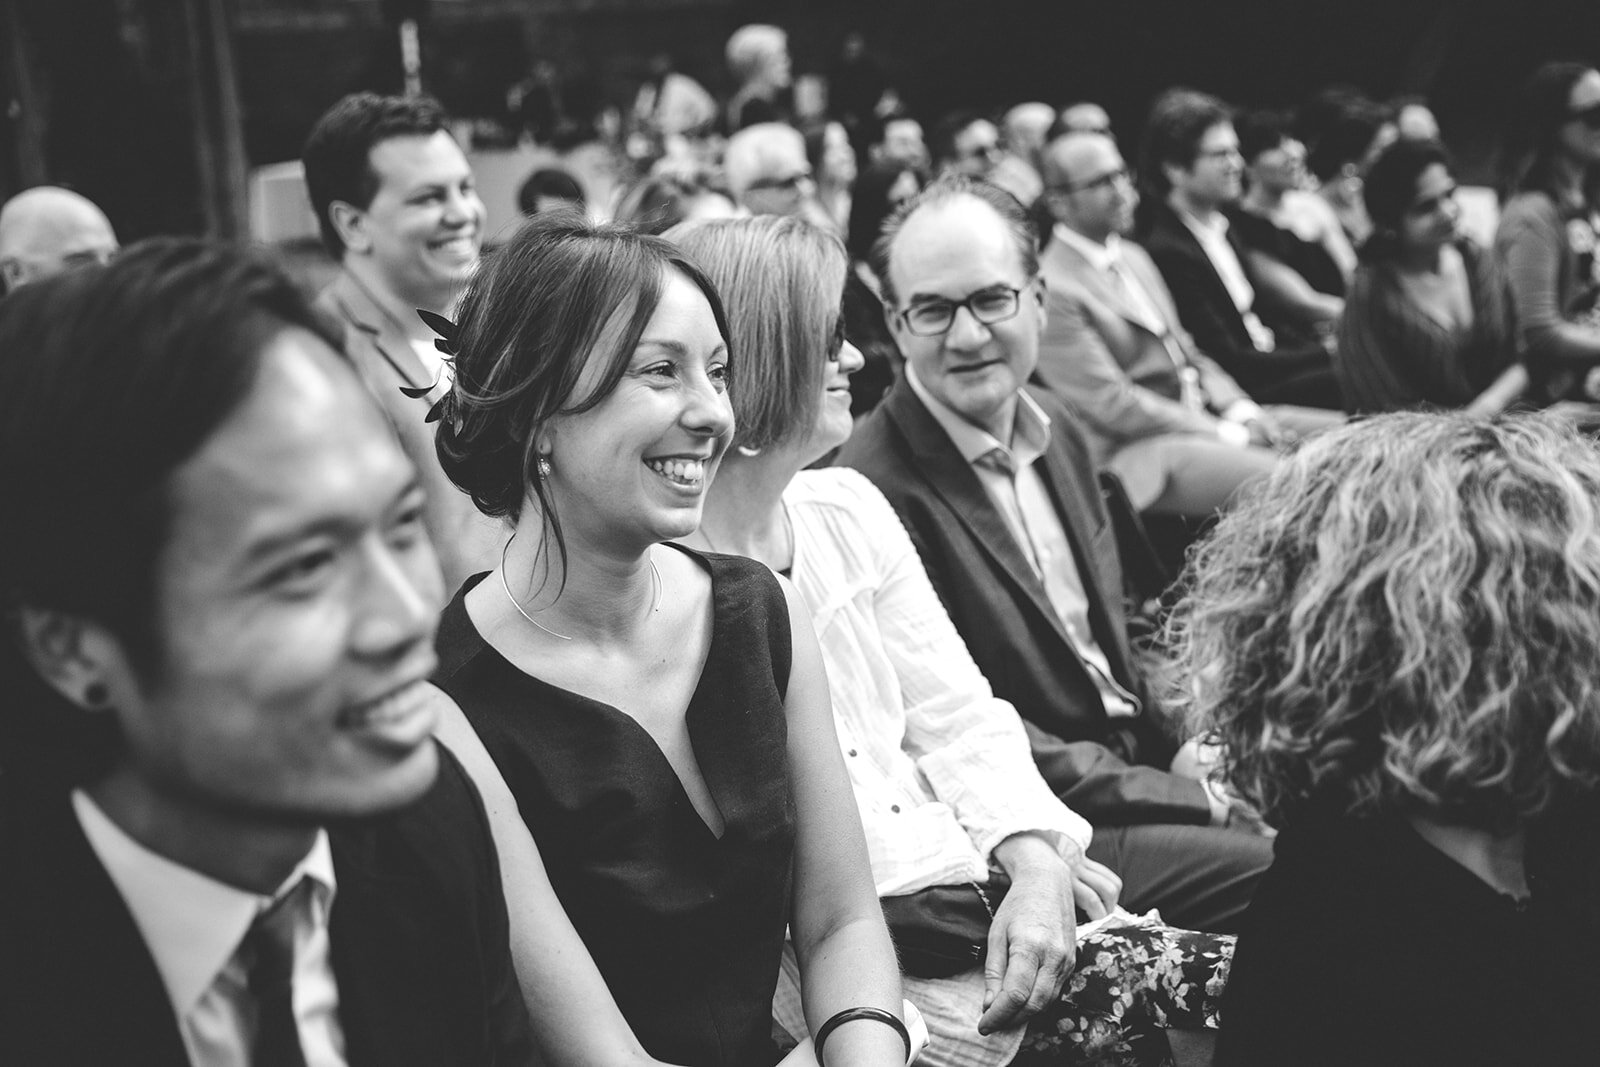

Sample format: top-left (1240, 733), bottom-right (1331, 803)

top-left (647, 457), bottom-right (706, 486)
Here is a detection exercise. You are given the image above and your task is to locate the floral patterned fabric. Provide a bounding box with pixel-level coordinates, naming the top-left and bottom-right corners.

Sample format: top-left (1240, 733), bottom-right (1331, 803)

top-left (1009, 916), bottom-right (1233, 1067)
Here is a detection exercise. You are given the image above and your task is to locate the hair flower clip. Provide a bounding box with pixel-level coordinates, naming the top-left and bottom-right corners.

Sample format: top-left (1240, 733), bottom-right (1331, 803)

top-left (403, 308), bottom-right (463, 430)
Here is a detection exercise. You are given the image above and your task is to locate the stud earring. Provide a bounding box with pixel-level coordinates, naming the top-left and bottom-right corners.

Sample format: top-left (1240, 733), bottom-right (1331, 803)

top-left (536, 454), bottom-right (552, 478)
top-left (84, 682), bottom-right (109, 708)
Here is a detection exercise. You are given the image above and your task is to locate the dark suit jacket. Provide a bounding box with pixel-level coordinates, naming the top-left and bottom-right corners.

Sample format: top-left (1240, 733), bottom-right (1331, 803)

top-left (1140, 200), bottom-right (1339, 408)
top-left (836, 381), bottom-right (1210, 826)
top-left (0, 743), bottom-right (533, 1066)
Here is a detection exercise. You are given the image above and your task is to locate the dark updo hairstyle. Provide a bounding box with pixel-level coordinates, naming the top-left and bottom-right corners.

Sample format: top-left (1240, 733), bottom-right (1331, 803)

top-left (0, 237), bottom-right (348, 784)
top-left (1359, 139), bottom-right (1454, 264)
top-left (436, 210), bottom-right (731, 578)
top-left (1499, 61), bottom-right (1597, 200)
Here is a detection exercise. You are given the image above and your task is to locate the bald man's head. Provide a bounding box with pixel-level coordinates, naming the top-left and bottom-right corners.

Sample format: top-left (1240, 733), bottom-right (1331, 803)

top-left (1042, 131), bottom-right (1136, 243)
top-left (0, 187), bottom-right (118, 292)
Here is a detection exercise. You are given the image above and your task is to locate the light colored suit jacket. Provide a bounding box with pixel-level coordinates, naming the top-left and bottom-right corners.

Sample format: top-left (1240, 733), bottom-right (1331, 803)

top-left (1035, 231), bottom-right (1250, 463)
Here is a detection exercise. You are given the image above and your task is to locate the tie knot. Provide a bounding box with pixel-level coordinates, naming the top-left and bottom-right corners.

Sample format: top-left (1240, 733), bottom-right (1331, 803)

top-left (979, 447), bottom-right (1016, 477)
top-left (245, 876), bottom-right (308, 991)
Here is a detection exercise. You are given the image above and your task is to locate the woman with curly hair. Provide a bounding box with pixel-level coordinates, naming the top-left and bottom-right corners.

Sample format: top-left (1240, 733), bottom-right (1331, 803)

top-left (1166, 412), bottom-right (1600, 1066)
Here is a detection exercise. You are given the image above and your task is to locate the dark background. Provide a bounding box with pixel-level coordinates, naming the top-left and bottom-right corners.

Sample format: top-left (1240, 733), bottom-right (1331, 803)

top-left (5, 0), bottom-right (1598, 241)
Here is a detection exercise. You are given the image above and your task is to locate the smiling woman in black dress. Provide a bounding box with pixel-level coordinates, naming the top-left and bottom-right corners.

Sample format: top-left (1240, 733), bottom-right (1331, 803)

top-left (426, 212), bottom-right (907, 1067)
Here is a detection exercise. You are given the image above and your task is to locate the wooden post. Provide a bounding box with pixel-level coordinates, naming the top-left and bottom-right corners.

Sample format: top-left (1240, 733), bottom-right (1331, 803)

top-left (0, 0), bottom-right (51, 198)
top-left (182, 0), bottom-right (249, 239)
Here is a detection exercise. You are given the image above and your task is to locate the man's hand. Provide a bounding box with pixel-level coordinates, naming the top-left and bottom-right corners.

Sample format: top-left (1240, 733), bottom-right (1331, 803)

top-left (978, 835), bottom-right (1123, 1035)
top-left (1244, 413), bottom-right (1295, 450)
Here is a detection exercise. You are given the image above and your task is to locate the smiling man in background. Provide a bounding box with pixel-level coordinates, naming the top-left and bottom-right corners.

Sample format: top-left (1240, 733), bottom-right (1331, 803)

top-left (304, 92), bottom-right (504, 591)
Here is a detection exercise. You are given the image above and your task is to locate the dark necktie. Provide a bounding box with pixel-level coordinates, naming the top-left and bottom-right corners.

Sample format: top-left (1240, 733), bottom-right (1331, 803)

top-left (244, 878), bottom-right (310, 1067)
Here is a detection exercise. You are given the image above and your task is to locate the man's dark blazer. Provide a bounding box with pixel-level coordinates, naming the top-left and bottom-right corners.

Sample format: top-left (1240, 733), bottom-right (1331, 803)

top-left (836, 381), bottom-right (1210, 826)
top-left (0, 742), bottom-right (533, 1066)
top-left (1140, 199), bottom-right (1340, 408)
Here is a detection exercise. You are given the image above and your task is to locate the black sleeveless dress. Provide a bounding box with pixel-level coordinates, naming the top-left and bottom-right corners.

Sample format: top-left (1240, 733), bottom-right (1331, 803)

top-left (433, 548), bottom-right (796, 1067)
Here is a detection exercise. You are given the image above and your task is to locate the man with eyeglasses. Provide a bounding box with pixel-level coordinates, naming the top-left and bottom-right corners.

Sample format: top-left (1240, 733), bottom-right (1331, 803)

top-left (839, 174), bottom-right (1274, 934)
top-left (1033, 130), bottom-right (1340, 517)
top-left (1137, 89), bottom-right (1342, 409)
top-left (723, 122), bottom-right (816, 218)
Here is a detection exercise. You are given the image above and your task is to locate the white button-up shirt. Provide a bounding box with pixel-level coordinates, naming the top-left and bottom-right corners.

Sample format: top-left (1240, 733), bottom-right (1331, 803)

top-left (73, 790), bottom-right (347, 1067)
top-left (907, 368), bottom-right (1140, 717)
top-left (769, 467), bottom-right (1093, 1067)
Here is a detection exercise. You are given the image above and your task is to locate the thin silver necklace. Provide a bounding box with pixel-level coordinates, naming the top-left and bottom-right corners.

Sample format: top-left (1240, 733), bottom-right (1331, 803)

top-left (499, 537), bottom-right (661, 642)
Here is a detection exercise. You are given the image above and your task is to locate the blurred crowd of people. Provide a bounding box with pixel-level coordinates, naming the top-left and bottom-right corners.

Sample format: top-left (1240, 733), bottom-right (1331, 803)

top-left (5, 23), bottom-right (1600, 1067)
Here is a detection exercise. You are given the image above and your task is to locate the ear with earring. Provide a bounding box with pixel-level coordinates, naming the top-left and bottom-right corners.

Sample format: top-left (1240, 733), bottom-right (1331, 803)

top-left (83, 682), bottom-right (109, 708)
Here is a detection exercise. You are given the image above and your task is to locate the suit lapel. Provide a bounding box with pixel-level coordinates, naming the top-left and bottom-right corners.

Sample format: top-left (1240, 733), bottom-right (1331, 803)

top-left (1045, 237), bottom-right (1153, 338)
top-left (884, 385), bottom-right (1079, 653)
top-left (6, 784), bottom-right (191, 1064)
top-left (1121, 244), bottom-right (1187, 339)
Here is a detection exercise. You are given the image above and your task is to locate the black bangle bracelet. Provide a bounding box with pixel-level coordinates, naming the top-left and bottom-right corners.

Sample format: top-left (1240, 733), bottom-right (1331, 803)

top-left (814, 1006), bottom-right (911, 1066)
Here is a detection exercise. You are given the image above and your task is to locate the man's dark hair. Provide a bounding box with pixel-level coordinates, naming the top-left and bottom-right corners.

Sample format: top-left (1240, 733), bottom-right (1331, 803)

top-left (1138, 88), bottom-right (1233, 198)
top-left (517, 167), bottom-right (586, 217)
top-left (303, 92), bottom-right (450, 258)
top-left (930, 109), bottom-right (990, 167)
top-left (1237, 109), bottom-right (1295, 163)
top-left (0, 237), bottom-right (347, 783)
top-left (869, 174), bottom-right (1039, 307)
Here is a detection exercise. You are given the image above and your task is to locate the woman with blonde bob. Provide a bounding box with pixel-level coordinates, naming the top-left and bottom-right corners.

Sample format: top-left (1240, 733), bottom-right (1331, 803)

top-left (1167, 412), bottom-right (1600, 1067)
top-left (672, 212), bottom-right (1236, 1067)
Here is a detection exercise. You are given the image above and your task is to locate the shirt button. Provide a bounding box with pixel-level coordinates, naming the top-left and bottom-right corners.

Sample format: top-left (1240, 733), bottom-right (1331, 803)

top-left (848, 749), bottom-right (858, 757)
top-left (890, 805), bottom-right (901, 813)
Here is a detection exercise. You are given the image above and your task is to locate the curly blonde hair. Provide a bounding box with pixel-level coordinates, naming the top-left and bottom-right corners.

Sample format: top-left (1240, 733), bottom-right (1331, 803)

top-left (1163, 412), bottom-right (1600, 829)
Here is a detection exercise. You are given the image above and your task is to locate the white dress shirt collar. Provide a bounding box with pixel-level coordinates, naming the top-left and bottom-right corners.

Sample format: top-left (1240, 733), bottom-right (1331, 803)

top-left (1053, 222), bottom-right (1122, 273)
top-left (904, 363), bottom-right (1052, 469)
top-left (71, 789), bottom-right (337, 1018)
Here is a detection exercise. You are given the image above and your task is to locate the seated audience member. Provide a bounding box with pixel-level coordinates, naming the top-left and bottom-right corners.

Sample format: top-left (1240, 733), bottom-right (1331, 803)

top-left (0, 185), bottom-right (118, 292)
top-left (1300, 87), bottom-right (1396, 249)
top-left (725, 23), bottom-right (794, 131)
top-left (1338, 139), bottom-right (1524, 414)
top-left (0, 239), bottom-right (531, 1064)
top-left (1494, 61), bottom-right (1600, 404)
top-left (630, 51), bottom-right (718, 141)
top-left (1037, 130), bottom-right (1340, 517)
top-left (804, 119), bottom-right (859, 233)
top-left (1171, 413), bottom-right (1600, 1067)
top-left (724, 121), bottom-right (818, 219)
top-left (932, 110), bottom-right (1005, 181)
top-left (840, 266), bottom-right (902, 417)
top-left (675, 213), bottom-right (1235, 1067)
top-left (1232, 110), bottom-right (1349, 329)
top-left (1058, 102), bottom-right (1113, 137)
top-left (612, 171), bottom-right (738, 235)
top-left (990, 103), bottom-right (1053, 205)
top-left (1392, 94), bottom-right (1442, 142)
top-left (428, 214), bottom-right (910, 1067)
top-left (848, 161), bottom-right (923, 278)
top-left (1137, 89), bottom-right (1341, 408)
top-left (1004, 102), bottom-right (1057, 169)
top-left (517, 166), bottom-right (587, 218)
top-left (842, 175), bottom-right (1276, 933)
top-left (871, 112), bottom-right (931, 172)
top-left (302, 91), bottom-right (505, 592)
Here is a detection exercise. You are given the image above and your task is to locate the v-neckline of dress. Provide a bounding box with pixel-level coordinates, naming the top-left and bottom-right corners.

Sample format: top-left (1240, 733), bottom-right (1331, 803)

top-left (466, 543), bottom-right (731, 843)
